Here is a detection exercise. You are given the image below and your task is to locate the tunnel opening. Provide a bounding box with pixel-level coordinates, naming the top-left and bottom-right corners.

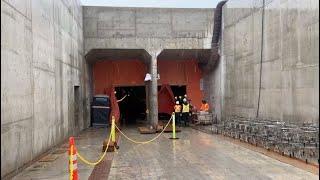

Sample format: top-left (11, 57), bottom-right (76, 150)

top-left (170, 85), bottom-right (187, 98)
top-left (115, 86), bottom-right (146, 125)
top-left (88, 49), bottom-right (209, 126)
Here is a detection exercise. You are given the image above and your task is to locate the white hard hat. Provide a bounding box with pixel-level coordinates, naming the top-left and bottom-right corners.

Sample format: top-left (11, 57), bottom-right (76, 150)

top-left (176, 101), bottom-right (179, 104)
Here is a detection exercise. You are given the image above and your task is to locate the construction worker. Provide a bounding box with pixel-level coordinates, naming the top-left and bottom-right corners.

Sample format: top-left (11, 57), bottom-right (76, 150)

top-left (181, 98), bottom-right (190, 126)
top-left (183, 94), bottom-right (189, 102)
top-left (200, 100), bottom-right (210, 112)
top-left (184, 94), bottom-right (193, 109)
top-left (174, 101), bottom-right (182, 126)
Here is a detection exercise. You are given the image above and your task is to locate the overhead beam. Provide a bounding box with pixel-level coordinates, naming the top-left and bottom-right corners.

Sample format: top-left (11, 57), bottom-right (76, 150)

top-left (85, 49), bottom-right (151, 64)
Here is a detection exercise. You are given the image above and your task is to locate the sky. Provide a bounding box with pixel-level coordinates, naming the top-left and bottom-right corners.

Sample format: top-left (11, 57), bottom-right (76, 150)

top-left (80, 0), bottom-right (220, 8)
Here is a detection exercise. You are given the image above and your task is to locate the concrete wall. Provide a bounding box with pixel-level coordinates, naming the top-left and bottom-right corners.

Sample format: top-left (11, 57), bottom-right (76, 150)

top-left (218, 0), bottom-right (319, 124)
top-left (1, 0), bottom-right (89, 177)
top-left (83, 7), bottom-right (214, 53)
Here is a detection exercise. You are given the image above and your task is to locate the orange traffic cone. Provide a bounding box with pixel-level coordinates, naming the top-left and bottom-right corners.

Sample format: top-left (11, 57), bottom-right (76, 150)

top-left (69, 137), bottom-right (79, 180)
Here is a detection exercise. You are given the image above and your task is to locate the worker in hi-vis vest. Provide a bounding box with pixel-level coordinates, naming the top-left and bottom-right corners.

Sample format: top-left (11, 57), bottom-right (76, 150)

top-left (200, 100), bottom-right (210, 112)
top-left (181, 98), bottom-right (190, 126)
top-left (174, 101), bottom-right (182, 126)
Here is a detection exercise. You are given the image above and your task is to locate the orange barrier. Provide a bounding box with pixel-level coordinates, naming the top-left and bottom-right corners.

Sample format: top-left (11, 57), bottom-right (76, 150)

top-left (69, 137), bottom-right (79, 180)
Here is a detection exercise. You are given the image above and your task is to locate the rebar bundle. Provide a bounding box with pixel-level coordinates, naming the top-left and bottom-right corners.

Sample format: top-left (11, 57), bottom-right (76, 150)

top-left (213, 116), bottom-right (319, 164)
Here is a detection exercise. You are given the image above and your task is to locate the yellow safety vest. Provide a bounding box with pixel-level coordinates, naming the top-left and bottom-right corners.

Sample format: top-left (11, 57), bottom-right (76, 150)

top-left (182, 104), bottom-right (190, 113)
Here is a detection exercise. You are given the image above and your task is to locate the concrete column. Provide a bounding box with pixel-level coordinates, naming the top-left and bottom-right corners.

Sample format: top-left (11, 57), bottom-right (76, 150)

top-left (145, 81), bottom-right (150, 123)
top-left (148, 50), bottom-right (161, 128)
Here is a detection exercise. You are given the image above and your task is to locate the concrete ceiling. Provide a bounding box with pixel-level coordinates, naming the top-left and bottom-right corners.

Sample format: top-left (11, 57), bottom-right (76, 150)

top-left (85, 48), bottom-right (214, 65)
top-left (85, 49), bottom-right (151, 64)
top-left (157, 49), bottom-right (212, 64)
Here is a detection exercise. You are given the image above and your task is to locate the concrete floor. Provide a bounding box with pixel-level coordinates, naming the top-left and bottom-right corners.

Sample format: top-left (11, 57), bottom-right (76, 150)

top-left (12, 127), bottom-right (318, 180)
top-left (12, 128), bottom-right (109, 180)
top-left (109, 127), bottom-right (318, 180)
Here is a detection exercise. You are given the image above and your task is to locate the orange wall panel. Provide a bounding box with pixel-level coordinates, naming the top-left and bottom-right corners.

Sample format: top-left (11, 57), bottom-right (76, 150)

top-left (158, 60), bottom-right (203, 108)
top-left (93, 59), bottom-right (203, 109)
top-left (93, 60), bottom-right (147, 94)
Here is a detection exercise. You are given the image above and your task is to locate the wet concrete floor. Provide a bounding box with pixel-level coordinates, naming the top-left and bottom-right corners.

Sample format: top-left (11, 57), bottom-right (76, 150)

top-left (12, 127), bottom-right (319, 180)
top-left (109, 127), bottom-right (318, 180)
top-left (12, 127), bottom-right (109, 180)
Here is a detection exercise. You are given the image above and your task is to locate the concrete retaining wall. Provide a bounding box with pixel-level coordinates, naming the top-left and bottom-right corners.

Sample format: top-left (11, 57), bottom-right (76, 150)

top-left (219, 0), bottom-right (319, 124)
top-left (1, 0), bottom-right (89, 178)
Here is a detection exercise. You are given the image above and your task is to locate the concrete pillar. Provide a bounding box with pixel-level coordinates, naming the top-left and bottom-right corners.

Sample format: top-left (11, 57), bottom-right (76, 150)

top-left (145, 81), bottom-right (150, 123)
top-left (148, 50), bottom-right (160, 128)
